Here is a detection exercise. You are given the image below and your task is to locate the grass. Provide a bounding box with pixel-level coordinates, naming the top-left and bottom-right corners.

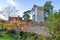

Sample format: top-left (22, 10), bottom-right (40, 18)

top-left (0, 32), bottom-right (14, 40)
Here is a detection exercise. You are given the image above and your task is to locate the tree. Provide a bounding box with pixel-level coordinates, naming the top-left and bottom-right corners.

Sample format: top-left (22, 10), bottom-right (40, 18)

top-left (44, 11), bottom-right (60, 40)
top-left (23, 10), bottom-right (31, 21)
top-left (0, 6), bottom-right (18, 18)
top-left (44, 1), bottom-right (54, 14)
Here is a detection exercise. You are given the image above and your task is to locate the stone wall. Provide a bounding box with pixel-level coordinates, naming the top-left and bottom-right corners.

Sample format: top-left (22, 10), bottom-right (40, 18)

top-left (33, 6), bottom-right (44, 23)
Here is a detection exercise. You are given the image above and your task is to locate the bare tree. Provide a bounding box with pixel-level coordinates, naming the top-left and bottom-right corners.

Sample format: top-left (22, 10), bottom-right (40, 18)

top-left (0, 6), bottom-right (18, 18)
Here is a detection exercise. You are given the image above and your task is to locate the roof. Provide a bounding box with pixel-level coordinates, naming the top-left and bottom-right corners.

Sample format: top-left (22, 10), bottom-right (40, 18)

top-left (9, 16), bottom-right (22, 20)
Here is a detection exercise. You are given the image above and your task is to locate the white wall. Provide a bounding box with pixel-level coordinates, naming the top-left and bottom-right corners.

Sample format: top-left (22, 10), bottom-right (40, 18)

top-left (33, 6), bottom-right (44, 23)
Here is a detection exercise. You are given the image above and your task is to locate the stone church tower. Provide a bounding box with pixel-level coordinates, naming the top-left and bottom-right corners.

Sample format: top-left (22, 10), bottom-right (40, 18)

top-left (32, 5), bottom-right (44, 23)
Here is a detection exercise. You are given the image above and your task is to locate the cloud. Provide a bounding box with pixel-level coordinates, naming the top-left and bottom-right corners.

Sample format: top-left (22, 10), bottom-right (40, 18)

top-left (7, 0), bottom-right (16, 6)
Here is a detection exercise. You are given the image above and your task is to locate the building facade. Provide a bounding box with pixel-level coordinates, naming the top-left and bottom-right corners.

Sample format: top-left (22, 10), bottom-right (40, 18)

top-left (32, 5), bottom-right (44, 23)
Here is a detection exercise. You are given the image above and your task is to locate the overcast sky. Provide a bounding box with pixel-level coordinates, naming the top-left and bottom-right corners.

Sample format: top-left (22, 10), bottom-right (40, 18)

top-left (0, 0), bottom-right (60, 20)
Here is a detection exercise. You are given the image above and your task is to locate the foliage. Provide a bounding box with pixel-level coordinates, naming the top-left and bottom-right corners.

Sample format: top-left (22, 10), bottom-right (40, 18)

top-left (44, 11), bottom-right (60, 40)
top-left (44, 1), bottom-right (54, 14)
top-left (0, 29), bottom-right (59, 40)
top-left (0, 31), bottom-right (14, 40)
top-left (23, 11), bottom-right (30, 20)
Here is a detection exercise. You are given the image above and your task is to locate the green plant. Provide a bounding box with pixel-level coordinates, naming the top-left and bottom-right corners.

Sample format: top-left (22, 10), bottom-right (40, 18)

top-left (44, 12), bottom-right (60, 40)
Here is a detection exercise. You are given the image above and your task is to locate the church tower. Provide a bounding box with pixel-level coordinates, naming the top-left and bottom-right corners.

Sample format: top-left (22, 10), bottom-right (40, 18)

top-left (32, 5), bottom-right (44, 23)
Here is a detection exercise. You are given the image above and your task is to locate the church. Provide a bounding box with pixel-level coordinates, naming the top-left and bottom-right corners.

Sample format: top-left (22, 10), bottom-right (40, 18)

top-left (32, 5), bottom-right (44, 23)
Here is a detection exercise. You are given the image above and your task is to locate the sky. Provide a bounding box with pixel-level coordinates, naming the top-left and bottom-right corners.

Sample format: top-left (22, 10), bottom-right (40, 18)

top-left (0, 0), bottom-right (60, 20)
